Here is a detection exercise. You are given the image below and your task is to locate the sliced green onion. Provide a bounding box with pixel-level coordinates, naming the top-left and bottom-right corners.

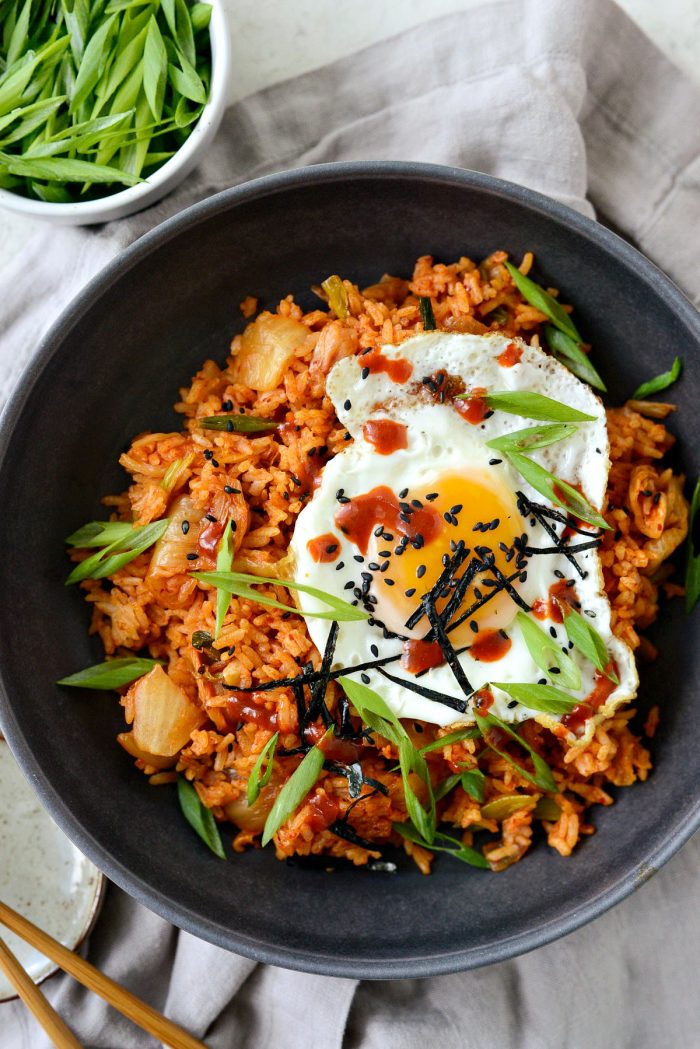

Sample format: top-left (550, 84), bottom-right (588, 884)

top-left (480, 794), bottom-right (537, 821)
top-left (393, 822), bottom-right (489, 869)
top-left (198, 415), bottom-right (275, 433)
top-left (631, 356), bottom-right (682, 400)
top-left (177, 777), bottom-right (226, 858)
top-left (474, 709), bottom-right (557, 792)
top-left (192, 571), bottom-right (369, 623)
top-left (261, 729), bottom-right (330, 846)
top-left (491, 681), bottom-right (577, 715)
top-left (419, 296), bottom-right (436, 331)
top-left (475, 391), bottom-right (594, 423)
top-left (544, 326), bottom-right (606, 392)
top-left (685, 478), bottom-right (700, 614)
top-left (66, 518), bottom-right (170, 584)
top-left (418, 726), bottom-right (481, 755)
top-left (399, 735), bottom-right (436, 844)
top-left (246, 731), bottom-right (279, 806)
top-left (516, 610), bottom-right (581, 690)
top-left (65, 520), bottom-right (135, 548)
top-left (214, 523), bottom-right (235, 638)
top-left (562, 607), bottom-right (619, 682)
top-left (486, 422), bottom-right (578, 454)
top-left (56, 656), bottom-right (163, 689)
top-left (504, 451), bottom-right (610, 530)
top-left (505, 261), bottom-right (581, 342)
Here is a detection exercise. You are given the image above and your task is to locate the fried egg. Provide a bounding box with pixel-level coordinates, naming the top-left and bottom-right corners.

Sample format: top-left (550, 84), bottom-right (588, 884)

top-left (289, 332), bottom-right (637, 744)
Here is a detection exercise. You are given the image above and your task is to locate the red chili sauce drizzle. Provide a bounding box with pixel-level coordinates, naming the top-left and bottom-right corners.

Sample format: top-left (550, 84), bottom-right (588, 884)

top-left (531, 580), bottom-right (581, 623)
top-left (362, 419), bottom-right (408, 456)
top-left (561, 663), bottom-right (618, 734)
top-left (401, 638), bottom-right (444, 675)
top-left (472, 687), bottom-right (495, 714)
top-left (307, 533), bottom-right (341, 563)
top-left (223, 692), bottom-right (278, 732)
top-left (497, 342), bottom-right (523, 367)
top-left (305, 722), bottom-right (363, 764)
top-left (334, 484), bottom-right (442, 555)
top-left (306, 791), bottom-right (341, 832)
top-left (197, 519), bottom-right (225, 556)
top-left (455, 387), bottom-right (490, 425)
top-left (363, 350), bottom-right (413, 384)
top-left (470, 629), bottom-right (512, 662)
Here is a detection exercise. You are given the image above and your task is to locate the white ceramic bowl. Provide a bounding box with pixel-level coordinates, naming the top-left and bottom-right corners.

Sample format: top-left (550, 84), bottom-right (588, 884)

top-left (0, 1), bottom-right (230, 226)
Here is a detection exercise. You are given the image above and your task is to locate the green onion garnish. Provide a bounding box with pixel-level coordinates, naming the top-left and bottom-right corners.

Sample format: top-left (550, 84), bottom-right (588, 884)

top-left (502, 451), bottom-right (610, 530)
top-left (685, 478), bottom-right (700, 614)
top-left (192, 570), bottom-right (369, 623)
top-left (631, 356), bottom-right (682, 400)
top-left (177, 777), bottom-right (226, 859)
top-left (419, 296), bottom-right (436, 331)
top-left (544, 326), bottom-right (606, 392)
top-left (561, 607), bottom-right (619, 682)
top-left (198, 415), bottom-right (275, 433)
top-left (393, 822), bottom-right (489, 870)
top-left (473, 710), bottom-right (557, 792)
top-left (0, 0), bottom-right (212, 203)
top-left (491, 681), bottom-right (577, 715)
top-left (56, 656), bottom-right (163, 689)
top-left (486, 422), bottom-right (579, 455)
top-left (261, 729), bottom-right (330, 846)
top-left (504, 261), bottom-right (581, 343)
top-left (66, 518), bottom-right (170, 584)
top-left (472, 391), bottom-right (595, 423)
top-left (246, 731), bottom-right (279, 806)
top-left (516, 610), bottom-right (582, 690)
top-left (214, 524), bottom-right (235, 638)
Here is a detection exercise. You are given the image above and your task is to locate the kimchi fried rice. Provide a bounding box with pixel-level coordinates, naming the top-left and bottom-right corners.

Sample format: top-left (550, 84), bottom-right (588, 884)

top-left (64, 251), bottom-right (690, 873)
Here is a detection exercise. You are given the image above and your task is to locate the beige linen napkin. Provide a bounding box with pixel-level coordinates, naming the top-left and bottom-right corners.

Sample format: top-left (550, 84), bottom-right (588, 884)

top-left (2, 1), bottom-right (699, 1046)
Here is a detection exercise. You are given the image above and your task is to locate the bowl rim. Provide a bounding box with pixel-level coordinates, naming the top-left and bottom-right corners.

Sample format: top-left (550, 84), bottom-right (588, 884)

top-left (1, 160), bottom-right (700, 978)
top-left (0, 0), bottom-right (230, 222)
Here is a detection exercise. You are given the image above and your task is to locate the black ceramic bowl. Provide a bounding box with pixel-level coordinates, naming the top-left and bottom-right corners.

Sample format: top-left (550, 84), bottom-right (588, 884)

top-left (1, 162), bottom-right (699, 979)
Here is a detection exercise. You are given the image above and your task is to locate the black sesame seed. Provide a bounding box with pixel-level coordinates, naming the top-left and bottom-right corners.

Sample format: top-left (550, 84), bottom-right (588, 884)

top-left (488, 458), bottom-right (502, 465)
top-left (203, 449), bottom-right (213, 460)
top-left (343, 432), bottom-right (352, 441)
top-left (361, 673), bottom-right (371, 684)
top-left (384, 578), bottom-right (395, 586)
top-left (343, 581), bottom-right (355, 590)
top-left (399, 488), bottom-right (409, 498)
top-left (450, 504), bottom-right (463, 514)
top-left (326, 544), bottom-right (338, 554)
top-left (382, 532), bottom-right (394, 541)
top-left (443, 511), bottom-right (452, 523)
top-left (223, 485), bottom-right (234, 494)
top-left (291, 474), bottom-right (302, 486)
top-left (361, 367), bottom-right (370, 380)
top-left (370, 644), bottom-right (379, 657)
top-left (549, 626), bottom-right (557, 638)
top-left (181, 521), bottom-right (190, 535)
top-left (186, 552), bottom-right (198, 561)
top-left (470, 621), bottom-right (479, 633)
top-left (367, 562), bottom-right (380, 571)
top-left (378, 550), bottom-right (391, 558)
top-left (335, 561), bottom-right (345, 571)
top-left (361, 572), bottom-right (372, 582)
top-left (399, 512), bottom-right (411, 523)
top-left (411, 499), bottom-right (423, 509)
top-left (380, 561), bottom-right (390, 572)
top-left (343, 399), bottom-right (352, 411)
top-left (353, 554), bottom-right (365, 563)
top-left (538, 678), bottom-right (547, 685)
top-left (230, 520), bottom-right (237, 532)
top-left (211, 459), bottom-right (219, 468)
top-left (550, 666), bottom-right (561, 674)
top-left (337, 495), bottom-right (350, 504)
top-left (507, 700), bottom-right (518, 709)
top-left (405, 588), bottom-right (416, 597)
top-left (416, 564), bottom-right (426, 578)
top-left (222, 399), bottom-right (233, 411)
top-left (374, 526), bottom-right (384, 537)
top-left (205, 513), bottom-right (216, 522)
top-left (425, 492), bottom-right (439, 501)
top-left (554, 569), bottom-right (565, 579)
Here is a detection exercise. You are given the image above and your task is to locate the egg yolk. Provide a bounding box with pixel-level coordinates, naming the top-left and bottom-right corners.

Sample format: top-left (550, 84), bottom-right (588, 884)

top-left (363, 470), bottom-right (520, 643)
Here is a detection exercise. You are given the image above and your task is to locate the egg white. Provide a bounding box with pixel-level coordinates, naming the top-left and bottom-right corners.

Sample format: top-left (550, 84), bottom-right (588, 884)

top-left (290, 332), bottom-right (637, 744)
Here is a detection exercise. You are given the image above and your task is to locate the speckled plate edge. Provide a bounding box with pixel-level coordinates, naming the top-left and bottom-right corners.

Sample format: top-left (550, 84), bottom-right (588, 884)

top-left (0, 161), bottom-right (699, 978)
top-left (0, 737), bottom-right (106, 1004)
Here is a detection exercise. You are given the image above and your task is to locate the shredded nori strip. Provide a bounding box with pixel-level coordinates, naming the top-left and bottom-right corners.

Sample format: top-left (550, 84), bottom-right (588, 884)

top-left (404, 539), bottom-right (470, 631)
top-left (329, 820), bottom-right (381, 850)
top-left (525, 540), bottom-right (601, 555)
top-left (423, 597), bottom-right (473, 697)
top-left (324, 761), bottom-right (388, 798)
top-left (305, 621), bottom-right (339, 726)
top-left (377, 666), bottom-right (467, 713)
top-left (516, 491), bottom-right (587, 578)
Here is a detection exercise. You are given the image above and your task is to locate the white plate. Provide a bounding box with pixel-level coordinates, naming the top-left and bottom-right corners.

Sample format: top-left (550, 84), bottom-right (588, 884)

top-left (0, 739), bottom-right (105, 1002)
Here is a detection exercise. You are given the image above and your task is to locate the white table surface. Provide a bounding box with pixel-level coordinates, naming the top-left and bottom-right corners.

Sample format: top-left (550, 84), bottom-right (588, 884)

top-left (1, 0), bottom-right (699, 269)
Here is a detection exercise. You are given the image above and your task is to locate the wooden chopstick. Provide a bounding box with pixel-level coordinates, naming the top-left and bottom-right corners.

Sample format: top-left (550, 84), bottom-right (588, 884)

top-left (0, 935), bottom-right (84, 1049)
top-left (0, 901), bottom-right (208, 1049)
